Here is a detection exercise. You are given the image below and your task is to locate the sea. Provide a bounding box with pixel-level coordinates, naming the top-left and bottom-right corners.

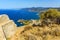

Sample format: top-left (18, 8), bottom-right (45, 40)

top-left (0, 9), bottom-right (39, 26)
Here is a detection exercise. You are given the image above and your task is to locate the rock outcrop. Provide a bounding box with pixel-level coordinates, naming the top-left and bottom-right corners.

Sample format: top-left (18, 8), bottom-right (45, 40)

top-left (0, 26), bottom-right (6, 40)
top-left (0, 14), bottom-right (17, 40)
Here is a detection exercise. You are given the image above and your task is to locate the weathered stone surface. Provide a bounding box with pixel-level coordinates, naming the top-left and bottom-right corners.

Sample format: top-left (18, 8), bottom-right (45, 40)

top-left (0, 14), bottom-right (10, 40)
top-left (2, 20), bottom-right (17, 38)
top-left (0, 14), bottom-right (10, 24)
top-left (0, 14), bottom-right (17, 40)
top-left (0, 26), bottom-right (6, 40)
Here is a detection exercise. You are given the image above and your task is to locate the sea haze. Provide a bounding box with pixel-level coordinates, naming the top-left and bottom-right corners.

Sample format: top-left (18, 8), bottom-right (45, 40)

top-left (0, 9), bottom-right (39, 26)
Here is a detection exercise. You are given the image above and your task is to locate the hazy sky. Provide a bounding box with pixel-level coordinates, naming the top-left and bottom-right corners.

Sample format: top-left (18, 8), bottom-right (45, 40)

top-left (0, 0), bottom-right (60, 9)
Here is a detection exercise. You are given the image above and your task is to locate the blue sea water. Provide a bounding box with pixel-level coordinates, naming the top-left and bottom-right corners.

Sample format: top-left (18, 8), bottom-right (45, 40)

top-left (0, 9), bottom-right (39, 26)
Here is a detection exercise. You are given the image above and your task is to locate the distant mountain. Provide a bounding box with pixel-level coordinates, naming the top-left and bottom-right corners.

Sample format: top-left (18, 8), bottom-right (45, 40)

top-left (20, 7), bottom-right (49, 12)
top-left (20, 7), bottom-right (60, 12)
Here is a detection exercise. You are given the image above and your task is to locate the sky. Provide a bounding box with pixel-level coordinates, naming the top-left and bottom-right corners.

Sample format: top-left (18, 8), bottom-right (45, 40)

top-left (0, 0), bottom-right (60, 9)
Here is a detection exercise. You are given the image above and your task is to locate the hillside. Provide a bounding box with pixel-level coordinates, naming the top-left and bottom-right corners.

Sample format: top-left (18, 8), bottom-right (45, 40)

top-left (11, 24), bottom-right (60, 40)
top-left (20, 7), bottom-right (49, 12)
top-left (10, 9), bottom-right (60, 40)
top-left (20, 7), bottom-right (60, 12)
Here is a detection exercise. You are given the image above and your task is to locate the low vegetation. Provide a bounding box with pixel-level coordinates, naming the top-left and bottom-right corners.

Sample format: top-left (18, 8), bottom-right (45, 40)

top-left (13, 9), bottom-right (60, 40)
top-left (40, 9), bottom-right (60, 24)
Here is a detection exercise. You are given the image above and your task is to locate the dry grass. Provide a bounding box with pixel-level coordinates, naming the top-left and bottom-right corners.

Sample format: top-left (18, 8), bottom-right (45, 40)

top-left (9, 23), bottom-right (60, 40)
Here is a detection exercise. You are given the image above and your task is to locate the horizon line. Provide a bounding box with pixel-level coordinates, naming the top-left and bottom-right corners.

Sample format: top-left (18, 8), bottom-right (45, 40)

top-left (0, 6), bottom-right (60, 10)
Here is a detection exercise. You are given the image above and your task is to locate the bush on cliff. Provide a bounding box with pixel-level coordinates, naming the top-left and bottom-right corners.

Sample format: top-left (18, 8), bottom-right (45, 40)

top-left (39, 9), bottom-right (60, 24)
